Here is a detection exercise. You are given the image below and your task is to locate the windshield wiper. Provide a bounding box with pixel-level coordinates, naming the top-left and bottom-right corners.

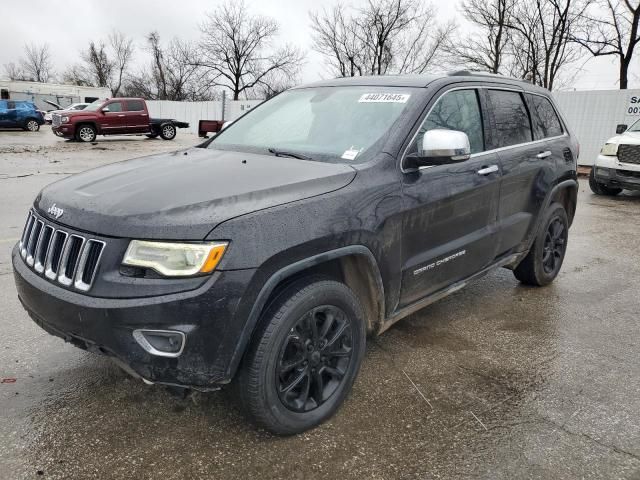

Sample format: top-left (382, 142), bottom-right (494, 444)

top-left (268, 147), bottom-right (311, 160)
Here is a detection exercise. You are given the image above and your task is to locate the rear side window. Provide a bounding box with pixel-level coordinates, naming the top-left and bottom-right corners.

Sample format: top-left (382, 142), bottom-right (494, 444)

top-left (526, 94), bottom-right (563, 139)
top-left (126, 100), bottom-right (144, 112)
top-left (488, 90), bottom-right (532, 148)
top-left (107, 101), bottom-right (123, 112)
top-left (417, 89), bottom-right (485, 154)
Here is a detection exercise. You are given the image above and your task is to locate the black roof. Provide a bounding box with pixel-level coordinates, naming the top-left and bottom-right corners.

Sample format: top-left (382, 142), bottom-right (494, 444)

top-left (296, 70), bottom-right (549, 94)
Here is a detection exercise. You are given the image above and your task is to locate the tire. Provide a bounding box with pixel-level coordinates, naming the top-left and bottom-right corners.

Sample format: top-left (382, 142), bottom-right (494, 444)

top-left (75, 124), bottom-right (97, 143)
top-left (589, 168), bottom-right (622, 196)
top-left (159, 124), bottom-right (176, 140)
top-left (24, 119), bottom-right (40, 132)
top-left (235, 277), bottom-right (366, 435)
top-left (514, 202), bottom-right (569, 286)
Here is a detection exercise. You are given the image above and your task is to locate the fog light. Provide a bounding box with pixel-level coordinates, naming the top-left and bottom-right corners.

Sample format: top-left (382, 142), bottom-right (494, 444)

top-left (133, 329), bottom-right (185, 358)
top-left (596, 167), bottom-right (610, 177)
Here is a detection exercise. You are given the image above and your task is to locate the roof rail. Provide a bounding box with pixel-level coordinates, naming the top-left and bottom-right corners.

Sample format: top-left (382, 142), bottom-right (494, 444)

top-left (447, 70), bottom-right (532, 84)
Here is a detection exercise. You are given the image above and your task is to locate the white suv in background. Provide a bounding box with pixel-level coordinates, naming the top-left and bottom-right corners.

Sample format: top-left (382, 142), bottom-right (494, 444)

top-left (591, 121), bottom-right (640, 195)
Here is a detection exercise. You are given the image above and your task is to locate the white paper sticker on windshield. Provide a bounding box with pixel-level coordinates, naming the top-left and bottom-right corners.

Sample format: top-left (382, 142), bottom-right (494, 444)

top-left (341, 148), bottom-right (361, 160)
top-left (358, 93), bottom-right (410, 103)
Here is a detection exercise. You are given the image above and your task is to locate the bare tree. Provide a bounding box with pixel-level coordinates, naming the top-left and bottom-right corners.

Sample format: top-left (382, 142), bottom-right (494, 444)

top-left (125, 32), bottom-right (216, 101)
top-left (197, 0), bottom-right (304, 100)
top-left (3, 62), bottom-right (28, 81)
top-left (63, 31), bottom-right (133, 96)
top-left (449, 0), bottom-right (516, 74)
top-left (310, 5), bottom-right (366, 77)
top-left (109, 31), bottom-right (134, 97)
top-left (505, 0), bottom-right (592, 90)
top-left (310, 0), bottom-right (454, 77)
top-left (20, 43), bottom-right (53, 82)
top-left (574, 0), bottom-right (640, 89)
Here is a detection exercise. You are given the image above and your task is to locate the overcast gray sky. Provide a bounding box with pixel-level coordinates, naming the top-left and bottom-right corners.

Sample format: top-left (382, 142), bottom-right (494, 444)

top-left (0, 0), bottom-right (626, 90)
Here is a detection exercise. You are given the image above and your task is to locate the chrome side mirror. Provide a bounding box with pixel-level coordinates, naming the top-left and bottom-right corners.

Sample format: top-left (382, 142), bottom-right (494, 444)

top-left (101, 107), bottom-right (110, 113)
top-left (405, 129), bottom-right (471, 169)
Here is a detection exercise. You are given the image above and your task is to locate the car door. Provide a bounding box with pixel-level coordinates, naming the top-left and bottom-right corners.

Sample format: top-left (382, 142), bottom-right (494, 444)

top-left (5, 101), bottom-right (18, 127)
top-left (399, 88), bottom-right (501, 308)
top-left (0, 100), bottom-right (7, 126)
top-left (124, 99), bottom-right (149, 133)
top-left (526, 92), bottom-right (573, 177)
top-left (486, 89), bottom-right (557, 257)
top-left (99, 100), bottom-right (127, 134)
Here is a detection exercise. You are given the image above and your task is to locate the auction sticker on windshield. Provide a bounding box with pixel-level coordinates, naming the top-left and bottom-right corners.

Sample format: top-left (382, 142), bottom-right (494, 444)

top-left (358, 93), bottom-right (410, 103)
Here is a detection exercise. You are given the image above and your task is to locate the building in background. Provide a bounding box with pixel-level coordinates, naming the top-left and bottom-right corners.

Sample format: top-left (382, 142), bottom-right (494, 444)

top-left (0, 80), bottom-right (111, 110)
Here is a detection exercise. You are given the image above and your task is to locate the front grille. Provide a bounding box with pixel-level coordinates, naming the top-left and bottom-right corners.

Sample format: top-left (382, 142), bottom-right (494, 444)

top-left (617, 144), bottom-right (640, 165)
top-left (19, 211), bottom-right (105, 292)
top-left (52, 114), bottom-right (61, 127)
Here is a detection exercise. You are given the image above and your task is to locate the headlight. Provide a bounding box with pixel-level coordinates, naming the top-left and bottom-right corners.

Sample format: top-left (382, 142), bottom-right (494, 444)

top-left (122, 241), bottom-right (228, 277)
top-left (61, 116), bottom-right (70, 123)
top-left (600, 143), bottom-right (619, 156)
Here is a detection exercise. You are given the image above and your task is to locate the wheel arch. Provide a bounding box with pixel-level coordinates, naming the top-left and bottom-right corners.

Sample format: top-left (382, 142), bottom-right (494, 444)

top-left (227, 245), bottom-right (385, 379)
top-left (550, 179), bottom-right (578, 227)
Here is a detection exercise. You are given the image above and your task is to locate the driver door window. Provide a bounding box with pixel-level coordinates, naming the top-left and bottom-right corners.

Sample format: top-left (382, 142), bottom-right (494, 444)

top-left (414, 89), bottom-right (485, 155)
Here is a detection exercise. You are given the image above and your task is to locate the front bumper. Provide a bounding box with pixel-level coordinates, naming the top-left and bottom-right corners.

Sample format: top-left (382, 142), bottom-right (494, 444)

top-left (51, 124), bottom-right (73, 138)
top-left (12, 245), bottom-right (257, 389)
top-left (593, 157), bottom-right (640, 191)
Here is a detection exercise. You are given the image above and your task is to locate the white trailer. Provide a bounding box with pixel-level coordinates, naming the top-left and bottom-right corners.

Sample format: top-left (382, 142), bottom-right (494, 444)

top-left (0, 80), bottom-right (111, 111)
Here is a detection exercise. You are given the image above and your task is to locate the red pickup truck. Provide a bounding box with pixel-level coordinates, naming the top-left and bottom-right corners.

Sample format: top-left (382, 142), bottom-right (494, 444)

top-left (51, 98), bottom-right (189, 142)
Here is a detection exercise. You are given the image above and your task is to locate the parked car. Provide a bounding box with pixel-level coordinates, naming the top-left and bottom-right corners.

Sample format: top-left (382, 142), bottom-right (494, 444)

top-left (43, 102), bottom-right (90, 124)
top-left (590, 121), bottom-right (640, 195)
top-left (0, 100), bottom-right (44, 131)
top-left (51, 98), bottom-right (189, 142)
top-left (13, 72), bottom-right (578, 435)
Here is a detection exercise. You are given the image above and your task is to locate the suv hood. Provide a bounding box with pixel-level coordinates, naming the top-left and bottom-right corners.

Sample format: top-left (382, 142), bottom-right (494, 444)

top-left (34, 148), bottom-right (356, 239)
top-left (606, 131), bottom-right (640, 145)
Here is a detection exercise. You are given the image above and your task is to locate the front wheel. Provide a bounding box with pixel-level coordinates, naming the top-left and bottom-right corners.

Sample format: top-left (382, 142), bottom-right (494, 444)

top-left (159, 124), bottom-right (176, 140)
top-left (235, 277), bottom-right (366, 435)
top-left (589, 168), bottom-right (622, 196)
top-left (514, 202), bottom-right (569, 286)
top-left (75, 125), bottom-right (97, 143)
top-left (24, 119), bottom-right (40, 132)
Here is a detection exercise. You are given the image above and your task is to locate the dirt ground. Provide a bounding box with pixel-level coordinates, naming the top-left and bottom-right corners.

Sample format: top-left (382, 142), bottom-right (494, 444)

top-left (1, 128), bottom-right (639, 480)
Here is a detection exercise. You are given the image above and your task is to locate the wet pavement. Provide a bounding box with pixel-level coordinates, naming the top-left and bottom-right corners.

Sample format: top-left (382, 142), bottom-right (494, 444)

top-left (1, 130), bottom-right (639, 479)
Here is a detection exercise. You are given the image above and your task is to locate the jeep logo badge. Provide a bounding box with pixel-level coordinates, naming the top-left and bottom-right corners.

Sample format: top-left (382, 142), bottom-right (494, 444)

top-left (47, 203), bottom-right (64, 219)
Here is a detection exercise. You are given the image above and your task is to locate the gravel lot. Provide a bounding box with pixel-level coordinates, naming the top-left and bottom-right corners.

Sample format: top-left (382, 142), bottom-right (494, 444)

top-left (1, 128), bottom-right (639, 480)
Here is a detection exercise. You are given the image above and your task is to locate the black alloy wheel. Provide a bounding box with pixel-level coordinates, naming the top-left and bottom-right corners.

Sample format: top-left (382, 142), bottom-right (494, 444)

top-left (276, 305), bottom-right (354, 413)
top-left (514, 202), bottom-right (569, 286)
top-left (542, 217), bottom-right (567, 275)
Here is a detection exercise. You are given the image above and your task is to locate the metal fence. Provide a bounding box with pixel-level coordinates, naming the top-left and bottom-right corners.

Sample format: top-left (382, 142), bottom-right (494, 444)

top-left (146, 100), bottom-right (262, 135)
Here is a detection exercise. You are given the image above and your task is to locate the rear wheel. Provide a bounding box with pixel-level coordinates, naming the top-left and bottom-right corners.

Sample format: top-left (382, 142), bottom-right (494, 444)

top-left (159, 124), bottom-right (176, 140)
top-left (76, 124), bottom-right (97, 143)
top-left (235, 277), bottom-right (366, 435)
top-left (24, 119), bottom-right (40, 132)
top-left (589, 168), bottom-right (622, 196)
top-left (514, 202), bottom-right (569, 286)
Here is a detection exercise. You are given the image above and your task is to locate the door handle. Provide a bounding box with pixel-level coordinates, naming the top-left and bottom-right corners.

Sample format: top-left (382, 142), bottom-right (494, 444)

top-left (477, 165), bottom-right (499, 175)
top-left (537, 151), bottom-right (552, 159)
top-left (117, 114), bottom-right (125, 117)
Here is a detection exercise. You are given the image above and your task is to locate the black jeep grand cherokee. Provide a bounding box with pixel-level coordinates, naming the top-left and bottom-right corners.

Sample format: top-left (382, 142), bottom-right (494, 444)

top-left (13, 72), bottom-right (578, 434)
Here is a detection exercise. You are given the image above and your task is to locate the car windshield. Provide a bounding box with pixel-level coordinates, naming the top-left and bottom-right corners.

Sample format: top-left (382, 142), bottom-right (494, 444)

top-left (84, 100), bottom-right (107, 112)
top-left (627, 119), bottom-right (640, 132)
top-left (210, 86), bottom-right (419, 163)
